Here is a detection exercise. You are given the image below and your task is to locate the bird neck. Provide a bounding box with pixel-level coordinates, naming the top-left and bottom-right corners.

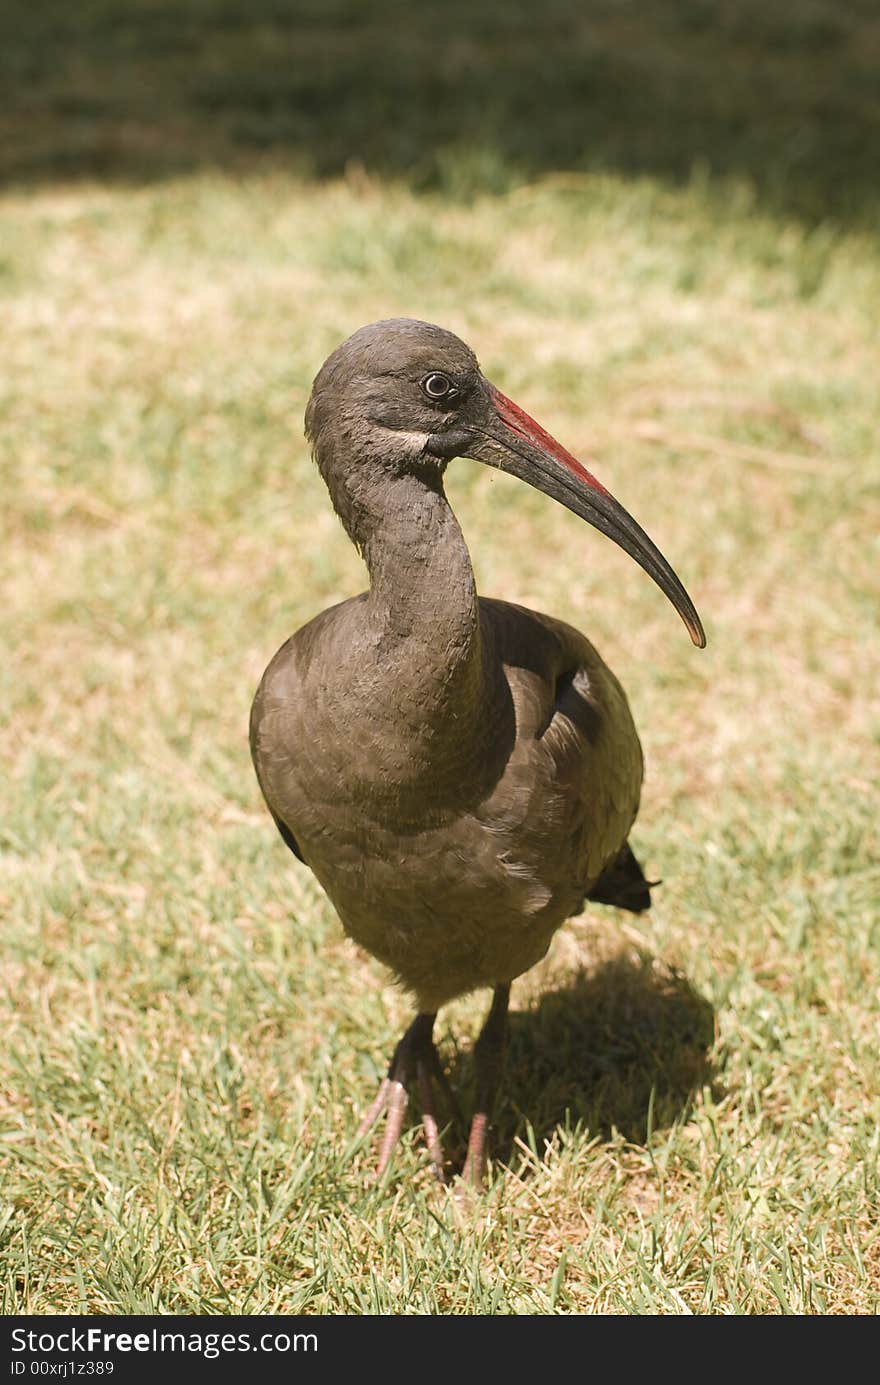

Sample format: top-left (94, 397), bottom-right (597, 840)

top-left (316, 460), bottom-right (514, 813)
top-left (362, 471), bottom-right (481, 686)
top-left (354, 473), bottom-right (511, 809)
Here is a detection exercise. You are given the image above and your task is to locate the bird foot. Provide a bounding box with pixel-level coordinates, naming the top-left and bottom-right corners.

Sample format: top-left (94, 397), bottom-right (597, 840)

top-left (461, 1112), bottom-right (490, 1187)
top-left (460, 982), bottom-right (510, 1187)
top-left (356, 1012), bottom-right (460, 1182)
top-left (356, 985), bottom-right (510, 1187)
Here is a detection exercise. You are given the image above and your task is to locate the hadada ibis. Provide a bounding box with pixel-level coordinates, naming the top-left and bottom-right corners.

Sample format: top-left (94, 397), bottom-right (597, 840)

top-left (250, 319), bottom-right (705, 1185)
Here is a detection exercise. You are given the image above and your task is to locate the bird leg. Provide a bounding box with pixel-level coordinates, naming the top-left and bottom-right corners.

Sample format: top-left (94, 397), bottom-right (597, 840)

top-left (356, 1011), bottom-right (459, 1181)
top-left (462, 983), bottom-right (510, 1187)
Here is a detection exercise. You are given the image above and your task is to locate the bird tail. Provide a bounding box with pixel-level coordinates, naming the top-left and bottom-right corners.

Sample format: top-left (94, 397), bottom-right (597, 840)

top-left (586, 842), bottom-right (657, 914)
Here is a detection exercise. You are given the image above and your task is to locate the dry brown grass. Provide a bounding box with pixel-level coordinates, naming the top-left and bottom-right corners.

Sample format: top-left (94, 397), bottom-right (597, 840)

top-left (2, 163), bottom-right (879, 1313)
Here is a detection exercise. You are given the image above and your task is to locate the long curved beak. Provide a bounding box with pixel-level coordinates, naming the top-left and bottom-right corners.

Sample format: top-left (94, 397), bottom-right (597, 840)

top-left (466, 385), bottom-right (706, 648)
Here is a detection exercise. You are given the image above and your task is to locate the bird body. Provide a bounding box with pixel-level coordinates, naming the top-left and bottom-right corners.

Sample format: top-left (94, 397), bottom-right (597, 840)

top-left (252, 586), bottom-right (643, 1013)
top-left (250, 319), bottom-right (704, 1181)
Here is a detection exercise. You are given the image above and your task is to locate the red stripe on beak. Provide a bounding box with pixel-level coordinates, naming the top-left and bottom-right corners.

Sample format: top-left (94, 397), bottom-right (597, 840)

top-left (489, 386), bottom-right (610, 497)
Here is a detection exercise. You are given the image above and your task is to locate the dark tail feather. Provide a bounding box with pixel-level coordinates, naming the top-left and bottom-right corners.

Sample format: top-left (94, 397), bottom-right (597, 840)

top-left (586, 842), bottom-right (657, 914)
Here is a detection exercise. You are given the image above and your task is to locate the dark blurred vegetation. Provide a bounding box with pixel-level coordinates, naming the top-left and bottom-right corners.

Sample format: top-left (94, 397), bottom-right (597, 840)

top-left (2, 0), bottom-right (878, 222)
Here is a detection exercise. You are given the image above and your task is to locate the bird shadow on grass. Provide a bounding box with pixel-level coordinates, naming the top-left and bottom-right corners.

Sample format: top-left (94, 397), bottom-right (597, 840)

top-left (446, 950), bottom-right (717, 1173)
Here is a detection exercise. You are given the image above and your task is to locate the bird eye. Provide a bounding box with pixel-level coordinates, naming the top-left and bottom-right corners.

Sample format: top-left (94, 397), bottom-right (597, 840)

top-left (423, 372), bottom-right (455, 400)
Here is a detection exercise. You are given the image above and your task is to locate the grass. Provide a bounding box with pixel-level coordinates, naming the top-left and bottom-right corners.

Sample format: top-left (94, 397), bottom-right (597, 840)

top-left (2, 2), bottom-right (880, 1317)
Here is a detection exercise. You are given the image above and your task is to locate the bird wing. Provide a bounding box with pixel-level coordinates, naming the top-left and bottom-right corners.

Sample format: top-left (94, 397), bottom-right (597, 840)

top-left (477, 597), bottom-right (645, 902)
top-left (267, 807), bottom-right (304, 863)
top-left (249, 600), bottom-right (356, 865)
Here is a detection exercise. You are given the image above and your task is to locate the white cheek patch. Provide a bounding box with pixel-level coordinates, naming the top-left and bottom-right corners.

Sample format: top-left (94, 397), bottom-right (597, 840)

top-left (393, 430), bottom-right (432, 453)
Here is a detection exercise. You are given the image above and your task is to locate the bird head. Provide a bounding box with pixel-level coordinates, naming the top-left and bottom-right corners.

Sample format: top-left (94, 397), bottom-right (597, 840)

top-left (306, 318), bottom-right (705, 647)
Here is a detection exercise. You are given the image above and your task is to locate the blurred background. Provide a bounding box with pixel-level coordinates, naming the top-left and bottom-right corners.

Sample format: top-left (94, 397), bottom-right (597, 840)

top-left (2, 0), bottom-right (879, 1314)
top-left (3, 0), bottom-right (879, 220)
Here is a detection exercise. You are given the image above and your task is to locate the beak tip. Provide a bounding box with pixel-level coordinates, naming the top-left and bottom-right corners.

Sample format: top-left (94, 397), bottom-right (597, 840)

top-left (488, 381), bottom-right (710, 652)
